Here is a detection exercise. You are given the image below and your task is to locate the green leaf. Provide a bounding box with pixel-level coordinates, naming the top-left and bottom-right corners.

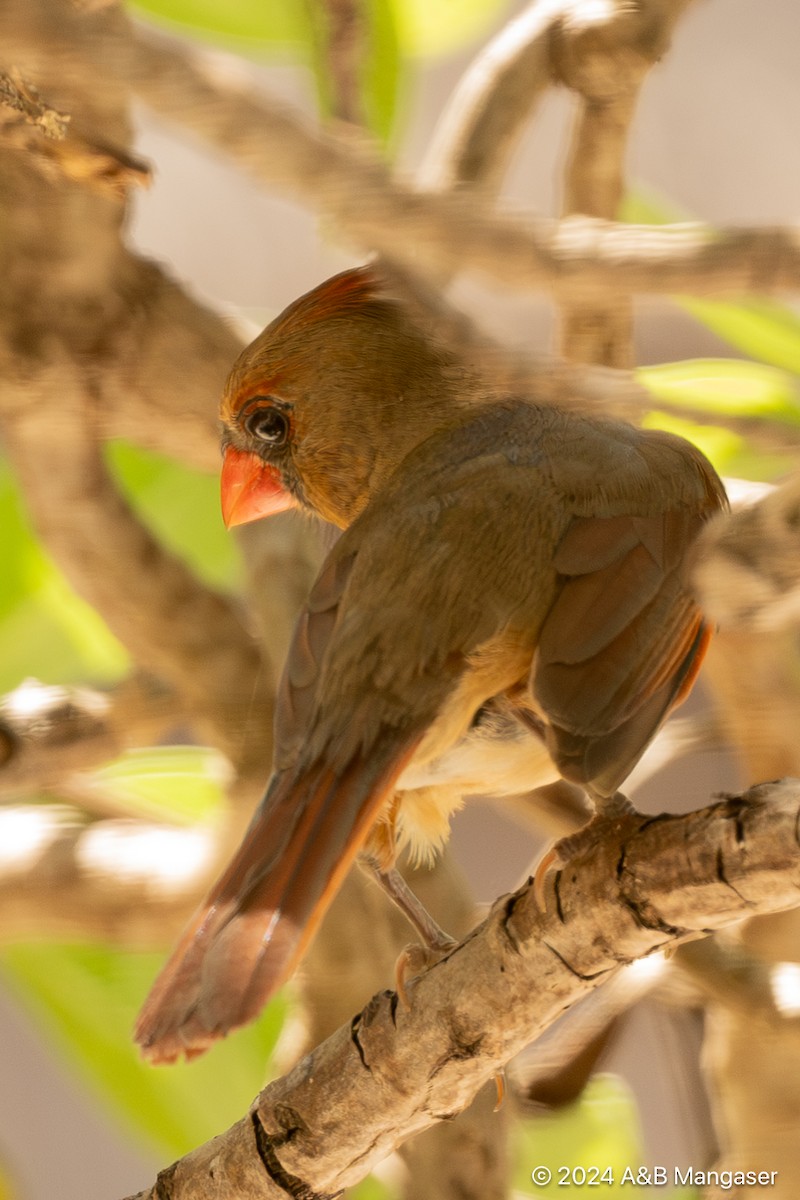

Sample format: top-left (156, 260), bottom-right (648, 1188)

top-left (619, 190), bottom-right (692, 226)
top-left (637, 358), bottom-right (800, 426)
top-left (393, 0), bottom-right (513, 57)
top-left (105, 441), bottom-right (242, 592)
top-left (351, 1175), bottom-right (394, 1200)
top-left (512, 1074), bottom-right (644, 1196)
top-left (130, 0), bottom-right (514, 59)
top-left (0, 1162), bottom-right (16, 1200)
top-left (0, 943), bottom-right (287, 1158)
top-left (82, 745), bottom-right (231, 824)
top-left (0, 459), bottom-right (128, 693)
top-left (362, 0), bottom-right (402, 142)
top-left (128, 0), bottom-right (309, 48)
top-left (679, 298), bottom-right (800, 378)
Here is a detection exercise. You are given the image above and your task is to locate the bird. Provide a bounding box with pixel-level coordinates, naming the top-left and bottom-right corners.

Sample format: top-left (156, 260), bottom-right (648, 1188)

top-left (135, 266), bottom-right (727, 1063)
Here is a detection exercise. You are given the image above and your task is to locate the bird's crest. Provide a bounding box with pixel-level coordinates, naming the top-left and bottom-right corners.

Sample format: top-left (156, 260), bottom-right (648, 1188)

top-left (223, 266), bottom-right (384, 420)
top-left (270, 266), bottom-right (382, 340)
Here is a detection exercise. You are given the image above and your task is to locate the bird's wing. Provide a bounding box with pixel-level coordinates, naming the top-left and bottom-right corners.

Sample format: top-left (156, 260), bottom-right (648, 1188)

top-left (534, 496), bottom-right (720, 797)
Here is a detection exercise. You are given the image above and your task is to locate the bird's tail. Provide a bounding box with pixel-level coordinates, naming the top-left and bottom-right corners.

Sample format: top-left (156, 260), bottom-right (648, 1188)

top-left (135, 733), bottom-right (419, 1063)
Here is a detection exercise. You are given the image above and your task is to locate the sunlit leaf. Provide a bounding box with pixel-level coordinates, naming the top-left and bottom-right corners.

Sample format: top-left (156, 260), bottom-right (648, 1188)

top-left (641, 411), bottom-right (794, 483)
top-left (83, 745), bottom-right (231, 824)
top-left (679, 298), bottom-right (800, 378)
top-left (637, 359), bottom-right (800, 425)
top-left (351, 1175), bottom-right (394, 1200)
top-left (362, 0), bottom-right (402, 141)
top-left (0, 1162), bottom-right (15, 1200)
top-left (129, 0), bottom-right (513, 58)
top-left (394, 0), bottom-right (513, 57)
top-left (0, 944), bottom-right (286, 1158)
top-left (129, 0), bottom-right (309, 47)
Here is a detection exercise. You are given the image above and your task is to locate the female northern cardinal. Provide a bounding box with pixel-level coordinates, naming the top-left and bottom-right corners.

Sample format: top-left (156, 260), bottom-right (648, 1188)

top-left (136, 267), bottom-right (727, 1063)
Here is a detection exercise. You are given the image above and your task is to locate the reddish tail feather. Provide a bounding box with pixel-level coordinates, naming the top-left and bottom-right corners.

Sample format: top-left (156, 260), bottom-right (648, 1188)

top-left (136, 734), bottom-right (419, 1063)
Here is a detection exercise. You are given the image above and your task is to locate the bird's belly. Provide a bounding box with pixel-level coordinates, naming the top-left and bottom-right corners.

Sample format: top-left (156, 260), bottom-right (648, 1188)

top-left (397, 711), bottom-right (558, 796)
top-left (394, 705), bottom-right (560, 863)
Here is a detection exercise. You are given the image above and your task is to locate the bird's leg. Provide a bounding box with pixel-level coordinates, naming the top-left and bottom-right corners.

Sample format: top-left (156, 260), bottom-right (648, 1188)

top-left (371, 863), bottom-right (459, 953)
top-left (533, 791), bottom-right (639, 908)
top-left (362, 857), bottom-right (458, 1007)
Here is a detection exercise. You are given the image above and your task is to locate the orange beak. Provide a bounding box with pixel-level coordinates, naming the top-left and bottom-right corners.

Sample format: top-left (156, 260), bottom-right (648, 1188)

top-left (220, 446), bottom-right (296, 528)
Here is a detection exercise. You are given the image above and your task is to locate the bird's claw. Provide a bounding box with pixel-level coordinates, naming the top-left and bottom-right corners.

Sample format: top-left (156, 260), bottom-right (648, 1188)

top-left (395, 935), bottom-right (458, 1010)
top-left (532, 792), bottom-right (639, 912)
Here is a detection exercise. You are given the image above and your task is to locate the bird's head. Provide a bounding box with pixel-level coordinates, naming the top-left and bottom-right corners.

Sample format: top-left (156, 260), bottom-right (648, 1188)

top-left (219, 267), bottom-right (471, 529)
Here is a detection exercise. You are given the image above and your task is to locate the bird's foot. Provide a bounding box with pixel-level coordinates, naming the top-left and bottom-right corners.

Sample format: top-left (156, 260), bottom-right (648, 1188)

top-left (395, 933), bottom-right (459, 1009)
top-left (367, 863), bottom-right (459, 1008)
top-left (532, 792), bottom-right (639, 910)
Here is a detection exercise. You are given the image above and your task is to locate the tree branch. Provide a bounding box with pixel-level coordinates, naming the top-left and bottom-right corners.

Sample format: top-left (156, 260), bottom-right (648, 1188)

top-left (554, 0), bottom-right (695, 364)
top-left (2, 400), bottom-right (272, 772)
top-left (418, 0), bottom-right (556, 193)
top-left (693, 470), bottom-right (800, 634)
top-left (0, 802), bottom-right (215, 944)
top-left (124, 781), bottom-right (800, 1199)
top-left (5, 3), bottom-right (800, 305)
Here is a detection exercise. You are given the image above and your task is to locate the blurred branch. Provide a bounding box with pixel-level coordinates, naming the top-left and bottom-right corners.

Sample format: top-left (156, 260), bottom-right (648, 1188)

top-left (419, 0), bottom-right (557, 192)
top-left (122, 32), bottom-right (800, 301)
top-left (675, 937), bottom-right (796, 1023)
top-left (0, 63), bottom-right (150, 197)
top-left (0, 67), bottom-right (69, 137)
top-left (307, 0), bottom-right (365, 127)
top-left (2, 405), bottom-right (273, 773)
top-left (0, 676), bottom-right (175, 796)
top-left (0, 803), bottom-right (215, 944)
top-left (124, 780), bottom-right (800, 1200)
top-left (554, 0), bottom-right (694, 365)
top-left (694, 470), bottom-right (800, 633)
top-left (4, 3), bottom-right (800, 304)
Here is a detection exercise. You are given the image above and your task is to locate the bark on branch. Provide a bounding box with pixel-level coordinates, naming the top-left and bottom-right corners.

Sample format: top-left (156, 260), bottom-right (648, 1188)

top-left (124, 780), bottom-right (800, 1199)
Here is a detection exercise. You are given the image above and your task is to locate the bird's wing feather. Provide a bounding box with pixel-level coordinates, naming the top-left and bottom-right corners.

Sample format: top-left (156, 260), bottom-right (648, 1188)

top-left (534, 509), bottom-right (711, 795)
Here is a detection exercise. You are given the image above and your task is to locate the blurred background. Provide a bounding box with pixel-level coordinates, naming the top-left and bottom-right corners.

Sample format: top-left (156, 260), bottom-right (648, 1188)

top-left (1, 0), bottom-right (799, 1197)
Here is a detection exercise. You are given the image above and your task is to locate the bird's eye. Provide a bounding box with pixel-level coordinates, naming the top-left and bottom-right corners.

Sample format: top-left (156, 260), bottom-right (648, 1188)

top-left (244, 406), bottom-right (290, 447)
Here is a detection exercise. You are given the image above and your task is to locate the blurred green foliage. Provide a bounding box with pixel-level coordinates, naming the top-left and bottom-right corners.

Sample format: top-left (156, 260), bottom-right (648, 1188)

top-left (511, 1075), bottom-right (643, 1196)
top-left (0, 943), bottom-right (288, 1159)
